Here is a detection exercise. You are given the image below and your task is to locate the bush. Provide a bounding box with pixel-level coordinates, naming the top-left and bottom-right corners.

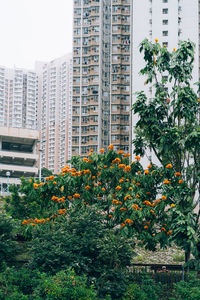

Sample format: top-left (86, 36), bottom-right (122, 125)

top-left (0, 213), bottom-right (18, 268)
top-left (35, 269), bottom-right (96, 299)
top-left (0, 267), bottom-right (96, 300)
top-left (169, 276), bottom-right (200, 300)
top-left (122, 272), bottom-right (163, 300)
top-left (29, 205), bottom-right (134, 299)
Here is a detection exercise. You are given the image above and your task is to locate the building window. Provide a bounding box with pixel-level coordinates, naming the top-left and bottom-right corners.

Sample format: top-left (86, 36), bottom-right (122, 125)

top-left (163, 0), bottom-right (168, 2)
top-left (162, 31), bottom-right (168, 36)
top-left (162, 8), bottom-right (168, 14)
top-left (163, 19), bottom-right (168, 25)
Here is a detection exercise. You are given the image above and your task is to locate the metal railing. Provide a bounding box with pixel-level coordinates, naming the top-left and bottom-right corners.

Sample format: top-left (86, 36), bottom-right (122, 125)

top-left (130, 263), bottom-right (200, 287)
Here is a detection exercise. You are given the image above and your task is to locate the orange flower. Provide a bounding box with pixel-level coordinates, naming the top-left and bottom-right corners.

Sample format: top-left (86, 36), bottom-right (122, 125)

top-left (115, 186), bottom-right (122, 190)
top-left (155, 38), bottom-right (158, 43)
top-left (83, 157), bottom-right (88, 162)
top-left (147, 164), bottom-right (152, 169)
top-left (132, 204), bottom-right (139, 210)
top-left (163, 179), bottom-right (171, 184)
top-left (171, 204), bottom-right (175, 208)
top-left (124, 195), bottom-right (131, 201)
top-left (118, 150), bottom-right (124, 155)
top-left (161, 195), bottom-right (167, 200)
top-left (174, 172), bottom-right (181, 176)
top-left (31, 223), bottom-right (36, 226)
top-left (125, 165), bottom-right (131, 172)
top-left (136, 182), bottom-right (141, 186)
top-left (102, 187), bottom-right (106, 192)
top-left (144, 226), bottom-right (148, 229)
top-left (98, 182), bottom-right (102, 185)
top-left (73, 193), bottom-right (80, 198)
top-left (173, 48), bottom-right (176, 52)
top-left (112, 158), bottom-right (121, 164)
top-left (124, 153), bottom-right (131, 157)
top-left (29, 179), bottom-right (32, 183)
top-left (137, 171), bottom-right (141, 174)
top-left (85, 185), bottom-right (91, 190)
top-left (100, 148), bottom-right (105, 153)
top-left (167, 230), bottom-right (172, 235)
top-left (150, 210), bottom-right (154, 213)
top-left (108, 214), bottom-right (113, 218)
top-left (90, 149), bottom-right (93, 152)
top-left (120, 207), bottom-right (127, 211)
top-left (161, 227), bottom-right (166, 231)
top-left (129, 187), bottom-right (132, 190)
top-left (92, 176), bottom-right (96, 179)
top-left (112, 199), bottom-right (118, 204)
top-left (144, 169), bottom-right (149, 175)
top-left (136, 194), bottom-right (140, 198)
top-left (104, 165), bottom-right (107, 168)
top-left (108, 144), bottom-right (114, 150)
top-left (178, 180), bottom-right (183, 184)
top-left (134, 156), bottom-right (141, 160)
top-left (124, 219), bottom-right (133, 224)
top-left (118, 164), bottom-right (126, 169)
top-left (146, 192), bottom-right (151, 195)
top-left (121, 223), bottom-right (125, 227)
top-left (53, 181), bottom-right (57, 185)
top-left (166, 164), bottom-right (173, 168)
top-left (33, 183), bottom-right (38, 188)
top-left (68, 196), bottom-right (72, 200)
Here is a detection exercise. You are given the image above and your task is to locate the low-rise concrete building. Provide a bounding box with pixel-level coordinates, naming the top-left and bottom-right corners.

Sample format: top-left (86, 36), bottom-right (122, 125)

top-left (0, 126), bottom-right (39, 194)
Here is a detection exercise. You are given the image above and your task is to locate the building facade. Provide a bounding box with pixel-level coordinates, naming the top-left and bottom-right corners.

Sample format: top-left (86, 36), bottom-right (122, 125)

top-left (0, 66), bottom-right (38, 130)
top-left (0, 126), bottom-right (39, 194)
top-left (36, 54), bottom-right (72, 174)
top-left (72, 0), bottom-right (132, 156)
top-left (132, 0), bottom-right (199, 99)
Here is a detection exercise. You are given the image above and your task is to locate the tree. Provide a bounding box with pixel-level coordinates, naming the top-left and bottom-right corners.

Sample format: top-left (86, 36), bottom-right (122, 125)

top-left (41, 167), bottom-right (53, 178)
top-left (132, 39), bottom-right (200, 262)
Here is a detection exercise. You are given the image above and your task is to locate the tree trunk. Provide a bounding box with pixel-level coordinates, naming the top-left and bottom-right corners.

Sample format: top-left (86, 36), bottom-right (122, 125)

top-left (185, 249), bottom-right (191, 264)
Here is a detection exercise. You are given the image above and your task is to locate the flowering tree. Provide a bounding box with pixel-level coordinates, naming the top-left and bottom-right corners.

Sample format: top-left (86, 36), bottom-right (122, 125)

top-left (132, 39), bottom-right (200, 262)
top-left (11, 145), bottom-right (185, 256)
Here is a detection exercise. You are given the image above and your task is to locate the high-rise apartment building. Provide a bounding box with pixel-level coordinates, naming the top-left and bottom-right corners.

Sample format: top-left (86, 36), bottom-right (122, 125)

top-left (36, 54), bottom-right (72, 174)
top-left (0, 66), bottom-right (38, 129)
top-left (132, 0), bottom-right (199, 97)
top-left (72, 0), bottom-right (132, 156)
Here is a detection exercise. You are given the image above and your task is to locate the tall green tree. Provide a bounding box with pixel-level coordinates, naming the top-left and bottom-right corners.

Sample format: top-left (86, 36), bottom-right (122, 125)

top-left (132, 39), bottom-right (200, 262)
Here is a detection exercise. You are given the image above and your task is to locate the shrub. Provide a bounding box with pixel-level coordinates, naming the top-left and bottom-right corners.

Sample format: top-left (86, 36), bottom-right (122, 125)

top-left (0, 213), bottom-right (18, 268)
top-left (170, 276), bottom-right (200, 300)
top-left (0, 267), bottom-right (96, 300)
top-left (29, 205), bottom-right (134, 299)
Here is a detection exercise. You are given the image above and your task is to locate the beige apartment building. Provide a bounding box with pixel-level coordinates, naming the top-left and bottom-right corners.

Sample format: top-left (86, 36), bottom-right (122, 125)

top-left (36, 54), bottom-right (72, 174)
top-left (72, 0), bottom-right (132, 156)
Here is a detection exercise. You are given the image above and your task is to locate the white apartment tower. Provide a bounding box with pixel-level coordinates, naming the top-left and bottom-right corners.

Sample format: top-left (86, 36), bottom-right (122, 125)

top-left (36, 54), bottom-right (72, 174)
top-left (0, 66), bottom-right (38, 130)
top-left (132, 0), bottom-right (199, 96)
top-left (72, 0), bottom-right (132, 156)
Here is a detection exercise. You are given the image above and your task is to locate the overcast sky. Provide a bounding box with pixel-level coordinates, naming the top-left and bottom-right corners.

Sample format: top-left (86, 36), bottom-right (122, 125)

top-left (0, 0), bottom-right (73, 70)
